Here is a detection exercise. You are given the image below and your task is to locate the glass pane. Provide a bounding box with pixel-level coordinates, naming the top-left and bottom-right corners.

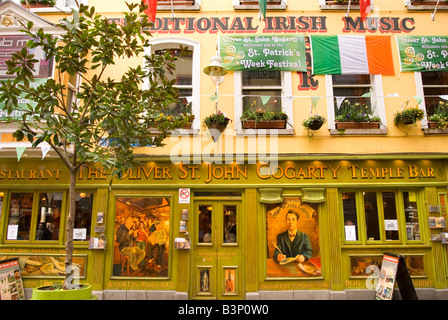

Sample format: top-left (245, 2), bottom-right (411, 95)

top-left (74, 193), bottom-right (94, 241)
top-left (0, 191), bottom-right (4, 220)
top-left (7, 193), bottom-right (33, 240)
top-left (422, 87), bottom-right (448, 115)
top-left (342, 192), bottom-right (358, 241)
top-left (154, 47), bottom-right (192, 85)
top-left (35, 193), bottom-right (62, 241)
top-left (332, 74), bottom-right (371, 85)
top-left (382, 192), bottom-right (399, 241)
top-left (243, 90), bottom-right (282, 113)
top-left (242, 70), bottom-right (281, 87)
top-left (113, 197), bottom-right (170, 277)
top-left (403, 191), bottom-right (420, 241)
top-left (164, 88), bottom-right (192, 117)
top-left (198, 205), bottom-right (212, 243)
top-left (223, 205), bottom-right (237, 243)
top-left (363, 192), bottom-right (380, 241)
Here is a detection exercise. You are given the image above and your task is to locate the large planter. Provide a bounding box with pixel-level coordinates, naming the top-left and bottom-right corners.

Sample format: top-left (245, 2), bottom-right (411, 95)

top-left (336, 121), bottom-right (380, 130)
top-left (31, 284), bottom-right (97, 300)
top-left (241, 119), bottom-right (286, 129)
top-left (207, 122), bottom-right (228, 142)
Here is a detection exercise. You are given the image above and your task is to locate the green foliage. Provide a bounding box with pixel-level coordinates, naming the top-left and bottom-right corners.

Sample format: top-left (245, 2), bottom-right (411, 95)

top-left (241, 108), bottom-right (288, 122)
top-left (428, 100), bottom-right (448, 129)
top-left (393, 101), bottom-right (425, 126)
top-left (302, 114), bottom-right (325, 129)
top-left (20, 0), bottom-right (56, 6)
top-left (203, 111), bottom-right (230, 128)
top-left (335, 101), bottom-right (380, 123)
top-left (0, 2), bottom-right (190, 176)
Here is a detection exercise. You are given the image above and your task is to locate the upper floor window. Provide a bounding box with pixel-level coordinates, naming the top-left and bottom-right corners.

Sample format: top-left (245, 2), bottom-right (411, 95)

top-left (16, 0), bottom-right (87, 12)
top-left (415, 71), bottom-right (448, 129)
top-left (319, 0), bottom-right (360, 9)
top-left (326, 74), bottom-right (387, 133)
top-left (233, 0), bottom-right (286, 10)
top-left (157, 0), bottom-right (200, 11)
top-left (145, 38), bottom-right (200, 132)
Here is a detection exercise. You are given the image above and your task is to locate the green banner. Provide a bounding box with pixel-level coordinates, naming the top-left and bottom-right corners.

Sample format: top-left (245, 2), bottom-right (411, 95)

top-left (219, 35), bottom-right (307, 72)
top-left (396, 35), bottom-right (448, 72)
top-left (0, 78), bottom-right (47, 121)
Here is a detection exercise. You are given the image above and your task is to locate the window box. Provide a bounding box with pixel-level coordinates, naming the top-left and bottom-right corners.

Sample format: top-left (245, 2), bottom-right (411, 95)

top-left (241, 119), bottom-right (286, 129)
top-left (405, 0), bottom-right (448, 10)
top-left (335, 121), bottom-right (380, 130)
top-left (319, 0), bottom-right (360, 10)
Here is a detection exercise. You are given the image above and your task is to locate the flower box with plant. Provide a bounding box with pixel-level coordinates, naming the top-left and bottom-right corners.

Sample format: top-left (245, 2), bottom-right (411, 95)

top-left (393, 100), bottom-right (425, 126)
top-left (21, 0), bottom-right (56, 7)
top-left (241, 108), bottom-right (288, 129)
top-left (303, 114), bottom-right (325, 131)
top-left (427, 101), bottom-right (448, 129)
top-left (335, 101), bottom-right (381, 129)
top-left (203, 111), bottom-right (231, 142)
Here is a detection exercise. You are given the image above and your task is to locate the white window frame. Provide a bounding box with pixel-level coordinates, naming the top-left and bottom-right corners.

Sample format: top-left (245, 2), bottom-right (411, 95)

top-left (326, 74), bottom-right (387, 134)
top-left (405, 0), bottom-right (448, 11)
top-left (233, 0), bottom-right (287, 10)
top-left (144, 37), bottom-right (201, 134)
top-left (13, 0), bottom-right (88, 13)
top-left (157, 0), bottom-right (201, 11)
top-left (234, 71), bottom-right (293, 135)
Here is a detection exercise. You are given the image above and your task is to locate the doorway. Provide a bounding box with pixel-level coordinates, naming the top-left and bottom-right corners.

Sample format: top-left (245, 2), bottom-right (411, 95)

top-left (191, 200), bottom-right (243, 300)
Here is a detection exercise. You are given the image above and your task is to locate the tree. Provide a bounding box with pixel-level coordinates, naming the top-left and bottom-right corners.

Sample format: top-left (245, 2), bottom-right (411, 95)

top-left (0, 2), bottom-right (190, 289)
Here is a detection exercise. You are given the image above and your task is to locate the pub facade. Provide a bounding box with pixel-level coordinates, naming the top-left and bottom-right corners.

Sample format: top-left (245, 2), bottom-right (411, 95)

top-left (1, 0), bottom-right (448, 300)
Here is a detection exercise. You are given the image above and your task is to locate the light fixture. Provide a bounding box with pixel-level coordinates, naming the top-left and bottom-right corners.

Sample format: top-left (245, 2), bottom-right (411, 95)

top-left (203, 56), bottom-right (228, 86)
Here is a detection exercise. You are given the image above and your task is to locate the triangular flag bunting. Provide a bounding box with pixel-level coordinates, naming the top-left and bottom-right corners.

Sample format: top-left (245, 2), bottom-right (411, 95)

top-left (359, 0), bottom-right (372, 22)
top-left (142, 0), bottom-right (158, 22)
top-left (40, 143), bottom-right (50, 160)
top-left (439, 95), bottom-right (448, 101)
top-left (16, 146), bottom-right (26, 162)
top-left (210, 94), bottom-right (219, 101)
top-left (186, 96), bottom-right (193, 103)
top-left (260, 96), bottom-right (271, 105)
top-left (336, 97), bottom-right (346, 109)
top-left (414, 96), bottom-right (423, 105)
top-left (311, 97), bottom-right (320, 108)
top-left (362, 91), bottom-right (372, 98)
top-left (259, 0), bottom-right (267, 20)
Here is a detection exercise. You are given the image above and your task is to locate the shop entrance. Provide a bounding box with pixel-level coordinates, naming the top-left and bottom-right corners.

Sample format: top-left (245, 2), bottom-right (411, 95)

top-left (191, 200), bottom-right (243, 300)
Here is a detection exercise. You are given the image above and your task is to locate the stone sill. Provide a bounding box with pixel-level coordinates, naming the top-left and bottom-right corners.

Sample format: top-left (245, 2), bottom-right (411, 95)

top-left (330, 128), bottom-right (388, 136)
top-left (406, 3), bottom-right (448, 11)
top-left (233, 4), bottom-right (286, 10)
top-left (320, 4), bottom-right (360, 10)
top-left (236, 128), bottom-right (294, 135)
top-left (149, 128), bottom-right (199, 136)
top-left (422, 128), bottom-right (448, 135)
top-left (26, 6), bottom-right (74, 13)
top-left (157, 4), bottom-right (200, 11)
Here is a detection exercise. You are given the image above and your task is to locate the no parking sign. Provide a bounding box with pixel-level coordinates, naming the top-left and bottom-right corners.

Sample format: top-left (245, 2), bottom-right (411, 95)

top-left (179, 188), bottom-right (190, 204)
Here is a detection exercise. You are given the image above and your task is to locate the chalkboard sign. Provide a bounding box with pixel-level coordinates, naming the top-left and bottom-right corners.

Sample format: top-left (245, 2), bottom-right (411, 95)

top-left (376, 253), bottom-right (418, 300)
top-left (0, 258), bottom-right (25, 300)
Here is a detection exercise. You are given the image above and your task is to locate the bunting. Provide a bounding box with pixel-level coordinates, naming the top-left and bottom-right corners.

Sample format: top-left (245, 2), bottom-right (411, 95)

top-left (359, 0), bottom-right (372, 22)
top-left (259, 0), bottom-right (267, 20)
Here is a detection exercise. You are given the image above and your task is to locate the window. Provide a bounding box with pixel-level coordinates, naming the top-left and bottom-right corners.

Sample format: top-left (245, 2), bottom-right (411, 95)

top-left (157, 0), bottom-right (200, 11)
top-left (145, 38), bottom-right (200, 131)
top-left (319, 0), bottom-right (360, 9)
top-left (235, 70), bottom-right (293, 134)
top-left (326, 74), bottom-right (387, 133)
top-left (341, 190), bottom-right (422, 244)
top-left (4, 190), bottom-right (94, 242)
top-left (233, 0), bottom-right (286, 10)
top-left (14, 0), bottom-right (88, 12)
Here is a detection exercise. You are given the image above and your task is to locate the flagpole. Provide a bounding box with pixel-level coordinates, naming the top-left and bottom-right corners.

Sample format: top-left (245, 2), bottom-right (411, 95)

top-left (345, 0), bottom-right (352, 17)
top-left (431, 0), bottom-right (441, 21)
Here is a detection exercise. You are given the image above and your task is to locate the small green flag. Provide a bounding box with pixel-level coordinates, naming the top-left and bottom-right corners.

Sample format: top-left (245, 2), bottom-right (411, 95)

top-left (260, 95), bottom-right (271, 105)
top-left (311, 97), bottom-right (320, 108)
top-left (413, 95), bottom-right (423, 105)
top-left (16, 146), bottom-right (26, 162)
top-left (210, 94), bottom-right (219, 101)
top-left (259, 0), bottom-right (267, 20)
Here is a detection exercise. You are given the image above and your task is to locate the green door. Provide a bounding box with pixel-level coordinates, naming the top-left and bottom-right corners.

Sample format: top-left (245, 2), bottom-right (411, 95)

top-left (191, 200), bottom-right (243, 300)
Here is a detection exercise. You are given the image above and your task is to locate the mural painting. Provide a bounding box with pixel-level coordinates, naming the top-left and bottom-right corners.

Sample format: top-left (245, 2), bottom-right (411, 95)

top-left (113, 197), bottom-right (170, 277)
top-left (266, 197), bottom-right (321, 277)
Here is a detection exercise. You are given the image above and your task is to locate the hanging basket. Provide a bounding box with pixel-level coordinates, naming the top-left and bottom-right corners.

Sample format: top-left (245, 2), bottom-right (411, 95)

top-left (207, 122), bottom-right (227, 142)
top-left (307, 119), bottom-right (324, 131)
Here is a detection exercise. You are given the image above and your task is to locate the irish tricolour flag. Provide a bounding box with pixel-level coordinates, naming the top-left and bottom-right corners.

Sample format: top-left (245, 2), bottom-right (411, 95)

top-left (311, 35), bottom-right (394, 75)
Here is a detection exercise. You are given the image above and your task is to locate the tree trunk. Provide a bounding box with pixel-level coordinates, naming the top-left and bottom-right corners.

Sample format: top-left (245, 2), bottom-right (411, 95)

top-left (63, 168), bottom-right (78, 290)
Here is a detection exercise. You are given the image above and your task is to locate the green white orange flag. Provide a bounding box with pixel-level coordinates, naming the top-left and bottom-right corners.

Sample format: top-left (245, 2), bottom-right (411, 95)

top-left (311, 35), bottom-right (394, 75)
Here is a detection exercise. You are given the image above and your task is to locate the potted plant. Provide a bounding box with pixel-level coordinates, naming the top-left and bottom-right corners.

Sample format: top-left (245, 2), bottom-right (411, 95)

top-left (21, 0), bottom-right (56, 7)
top-left (427, 101), bottom-right (448, 129)
top-left (394, 100), bottom-right (425, 126)
top-left (32, 283), bottom-right (96, 300)
top-left (203, 111), bottom-right (230, 142)
top-left (303, 114), bottom-right (326, 131)
top-left (241, 108), bottom-right (288, 129)
top-left (335, 101), bottom-right (381, 129)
